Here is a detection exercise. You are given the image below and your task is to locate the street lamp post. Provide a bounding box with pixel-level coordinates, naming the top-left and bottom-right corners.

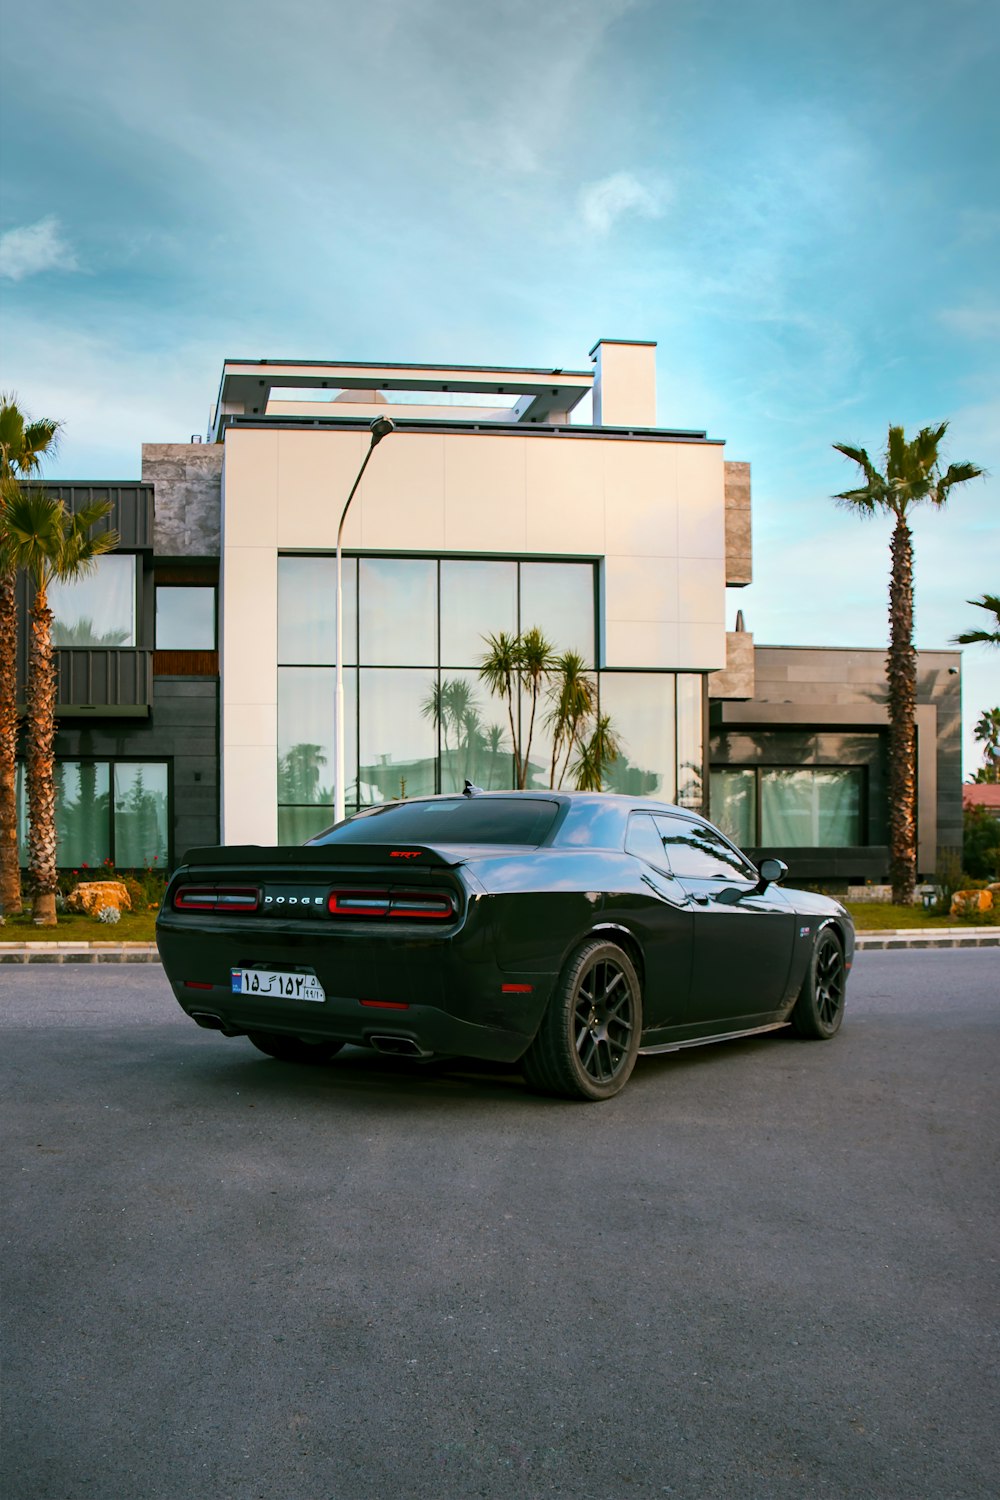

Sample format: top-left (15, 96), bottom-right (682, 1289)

top-left (335, 415), bottom-right (395, 824)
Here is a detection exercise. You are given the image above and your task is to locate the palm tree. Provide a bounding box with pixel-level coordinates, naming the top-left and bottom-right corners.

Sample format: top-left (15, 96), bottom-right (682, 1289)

top-left (971, 707), bottom-right (1000, 784)
top-left (3, 489), bottom-right (117, 924)
top-left (954, 593), bottom-right (1000, 648)
top-left (479, 628), bottom-right (556, 789)
top-left (833, 423), bottom-right (983, 902)
top-left (0, 395), bottom-right (62, 916)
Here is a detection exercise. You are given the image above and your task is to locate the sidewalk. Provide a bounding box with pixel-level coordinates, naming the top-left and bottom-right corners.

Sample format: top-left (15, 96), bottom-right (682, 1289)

top-left (0, 930), bottom-right (997, 962)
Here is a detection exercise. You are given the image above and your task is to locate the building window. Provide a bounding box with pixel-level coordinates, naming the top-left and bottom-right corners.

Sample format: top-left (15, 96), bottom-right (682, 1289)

top-left (710, 768), bottom-right (757, 848)
top-left (710, 766), bottom-right (864, 848)
top-left (761, 768), bottom-right (862, 847)
top-left (49, 555), bottom-right (138, 647)
top-left (156, 586), bottom-right (216, 649)
top-left (276, 554), bottom-right (704, 830)
top-left (16, 760), bottom-right (169, 868)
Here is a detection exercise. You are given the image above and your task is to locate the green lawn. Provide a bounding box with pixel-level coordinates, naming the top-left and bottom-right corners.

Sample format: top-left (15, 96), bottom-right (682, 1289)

top-left (844, 902), bottom-right (996, 930)
top-left (0, 910), bottom-right (159, 943)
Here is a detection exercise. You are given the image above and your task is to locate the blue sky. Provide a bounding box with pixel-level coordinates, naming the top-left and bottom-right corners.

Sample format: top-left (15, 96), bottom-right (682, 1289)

top-left (1, 0), bottom-right (997, 774)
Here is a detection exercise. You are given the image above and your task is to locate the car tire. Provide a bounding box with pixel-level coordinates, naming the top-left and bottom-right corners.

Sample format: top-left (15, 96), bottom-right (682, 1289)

top-left (246, 1031), bottom-right (345, 1064)
top-left (790, 927), bottom-right (846, 1039)
top-left (521, 939), bottom-right (642, 1101)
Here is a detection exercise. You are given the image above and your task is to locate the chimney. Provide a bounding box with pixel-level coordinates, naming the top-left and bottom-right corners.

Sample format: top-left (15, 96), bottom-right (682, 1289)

top-left (589, 339), bottom-right (657, 427)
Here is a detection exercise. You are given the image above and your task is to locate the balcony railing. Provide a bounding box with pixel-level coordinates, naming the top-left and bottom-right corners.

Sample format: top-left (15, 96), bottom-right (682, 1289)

top-left (55, 649), bottom-right (153, 716)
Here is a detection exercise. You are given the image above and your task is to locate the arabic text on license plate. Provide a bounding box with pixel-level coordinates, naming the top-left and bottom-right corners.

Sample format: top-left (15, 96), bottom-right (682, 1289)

top-left (231, 968), bottom-right (325, 1002)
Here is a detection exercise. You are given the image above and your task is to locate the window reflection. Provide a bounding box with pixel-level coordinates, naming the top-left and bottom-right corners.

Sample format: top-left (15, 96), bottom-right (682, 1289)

top-left (156, 587), bottom-right (216, 650)
top-left (359, 669), bottom-right (437, 804)
top-left (599, 674), bottom-right (677, 801)
top-left (278, 556), bottom-right (355, 665)
top-left (278, 806), bottom-right (335, 845)
top-left (426, 670), bottom-right (515, 792)
top-left (114, 764), bottom-right (169, 867)
top-left (655, 814), bottom-right (755, 880)
top-left (16, 760), bottom-right (169, 868)
top-left (49, 556), bottom-right (137, 647)
top-left (359, 558), bottom-right (436, 665)
top-left (56, 762), bottom-right (111, 867)
top-left (441, 560), bottom-right (517, 667)
top-left (519, 562), bottom-right (595, 665)
top-left (278, 667), bottom-right (359, 809)
top-left (676, 675), bottom-right (704, 809)
top-left (710, 768), bottom-right (757, 849)
top-left (761, 769), bottom-right (862, 847)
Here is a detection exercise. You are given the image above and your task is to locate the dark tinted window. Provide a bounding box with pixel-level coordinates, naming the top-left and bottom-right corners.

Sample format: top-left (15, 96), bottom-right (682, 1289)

top-left (308, 797), bottom-right (560, 847)
top-left (625, 813), bottom-right (672, 873)
top-left (556, 799), bottom-right (629, 850)
top-left (654, 815), bottom-right (757, 880)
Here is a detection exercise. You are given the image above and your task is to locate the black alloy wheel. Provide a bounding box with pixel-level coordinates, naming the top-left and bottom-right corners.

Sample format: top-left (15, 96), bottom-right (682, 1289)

top-left (791, 928), bottom-right (846, 1039)
top-left (246, 1031), bottom-right (345, 1064)
top-left (521, 939), bottom-right (642, 1101)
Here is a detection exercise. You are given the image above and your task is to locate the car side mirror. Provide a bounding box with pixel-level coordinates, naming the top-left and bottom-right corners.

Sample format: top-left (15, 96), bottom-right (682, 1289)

top-left (756, 857), bottom-right (788, 891)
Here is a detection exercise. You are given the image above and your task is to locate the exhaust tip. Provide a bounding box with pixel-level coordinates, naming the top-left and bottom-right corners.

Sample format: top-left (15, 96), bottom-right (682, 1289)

top-left (368, 1034), bottom-right (428, 1058)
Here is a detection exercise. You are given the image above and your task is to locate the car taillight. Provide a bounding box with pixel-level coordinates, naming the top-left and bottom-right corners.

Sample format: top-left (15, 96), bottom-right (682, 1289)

top-left (388, 892), bottom-right (457, 920)
top-left (173, 886), bottom-right (260, 913)
top-left (326, 887), bottom-right (456, 921)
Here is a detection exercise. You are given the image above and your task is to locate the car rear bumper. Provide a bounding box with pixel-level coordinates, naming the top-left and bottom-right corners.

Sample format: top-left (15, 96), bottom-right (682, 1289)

top-left (156, 917), bottom-right (551, 1063)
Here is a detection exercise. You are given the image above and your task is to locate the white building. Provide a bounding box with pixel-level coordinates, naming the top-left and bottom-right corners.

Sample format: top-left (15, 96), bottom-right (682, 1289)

top-left (208, 338), bottom-right (750, 843)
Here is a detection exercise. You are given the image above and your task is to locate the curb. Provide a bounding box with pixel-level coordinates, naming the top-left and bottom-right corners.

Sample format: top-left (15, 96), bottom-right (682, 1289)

top-left (0, 943), bottom-right (161, 964)
top-left (855, 928), bottom-right (999, 950)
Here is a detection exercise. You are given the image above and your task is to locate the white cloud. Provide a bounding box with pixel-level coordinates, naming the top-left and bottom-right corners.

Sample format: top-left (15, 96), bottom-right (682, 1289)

top-left (0, 216), bottom-right (78, 281)
top-left (938, 303), bottom-right (1000, 340)
top-left (579, 171), bottom-right (668, 235)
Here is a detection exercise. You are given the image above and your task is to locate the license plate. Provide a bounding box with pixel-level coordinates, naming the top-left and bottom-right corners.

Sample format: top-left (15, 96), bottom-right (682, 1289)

top-left (231, 968), bottom-right (326, 1002)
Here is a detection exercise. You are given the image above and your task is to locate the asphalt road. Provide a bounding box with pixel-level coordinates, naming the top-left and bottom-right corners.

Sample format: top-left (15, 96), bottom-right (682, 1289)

top-left (2, 951), bottom-right (998, 1500)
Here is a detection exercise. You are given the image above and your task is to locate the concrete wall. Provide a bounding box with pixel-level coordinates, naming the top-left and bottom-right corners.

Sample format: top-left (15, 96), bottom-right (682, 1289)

top-left (142, 444), bottom-right (223, 559)
top-left (220, 422), bottom-right (730, 843)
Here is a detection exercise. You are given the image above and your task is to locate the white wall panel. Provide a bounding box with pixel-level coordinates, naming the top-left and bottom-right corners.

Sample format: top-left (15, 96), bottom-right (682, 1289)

top-left (525, 438), bottom-right (605, 554)
top-left (222, 744), bottom-right (277, 844)
top-left (221, 431), bottom-right (278, 546)
top-left (443, 436), bottom-right (527, 552)
top-left (603, 441), bottom-right (678, 557)
top-left (604, 619), bottom-right (681, 669)
top-left (676, 443), bottom-right (726, 558)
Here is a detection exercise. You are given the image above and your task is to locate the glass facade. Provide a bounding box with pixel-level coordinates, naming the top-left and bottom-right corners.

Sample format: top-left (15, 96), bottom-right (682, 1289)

top-left (276, 554), bottom-right (705, 833)
top-left (710, 766), bottom-right (864, 848)
top-left (155, 586), bottom-right (216, 649)
top-left (49, 555), bottom-right (138, 648)
top-left (17, 761), bottom-right (169, 868)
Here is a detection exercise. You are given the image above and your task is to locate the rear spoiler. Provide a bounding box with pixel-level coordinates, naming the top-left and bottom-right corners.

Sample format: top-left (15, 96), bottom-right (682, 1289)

top-left (178, 843), bottom-right (469, 871)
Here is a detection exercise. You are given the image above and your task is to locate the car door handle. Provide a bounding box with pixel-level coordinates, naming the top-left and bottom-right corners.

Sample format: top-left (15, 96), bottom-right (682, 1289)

top-left (691, 893), bottom-right (710, 905)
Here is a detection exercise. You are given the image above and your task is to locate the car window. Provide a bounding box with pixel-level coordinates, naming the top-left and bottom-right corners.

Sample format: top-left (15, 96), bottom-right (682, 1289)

top-left (625, 813), bottom-right (673, 874)
top-left (653, 814), bottom-right (757, 881)
top-left (308, 797), bottom-right (561, 847)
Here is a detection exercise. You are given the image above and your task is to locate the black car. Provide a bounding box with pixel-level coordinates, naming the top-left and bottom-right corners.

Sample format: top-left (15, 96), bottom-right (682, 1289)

top-left (156, 790), bottom-right (854, 1101)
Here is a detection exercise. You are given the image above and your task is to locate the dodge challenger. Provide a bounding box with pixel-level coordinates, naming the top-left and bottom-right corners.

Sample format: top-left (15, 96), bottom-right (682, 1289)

top-left (156, 789), bottom-right (854, 1101)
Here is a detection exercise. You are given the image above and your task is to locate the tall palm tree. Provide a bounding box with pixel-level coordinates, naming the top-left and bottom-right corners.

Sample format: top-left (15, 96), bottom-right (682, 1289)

top-left (954, 593), bottom-right (1000, 648)
top-left (833, 423), bottom-right (983, 903)
top-left (3, 489), bottom-right (117, 924)
top-left (0, 395), bottom-right (62, 916)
